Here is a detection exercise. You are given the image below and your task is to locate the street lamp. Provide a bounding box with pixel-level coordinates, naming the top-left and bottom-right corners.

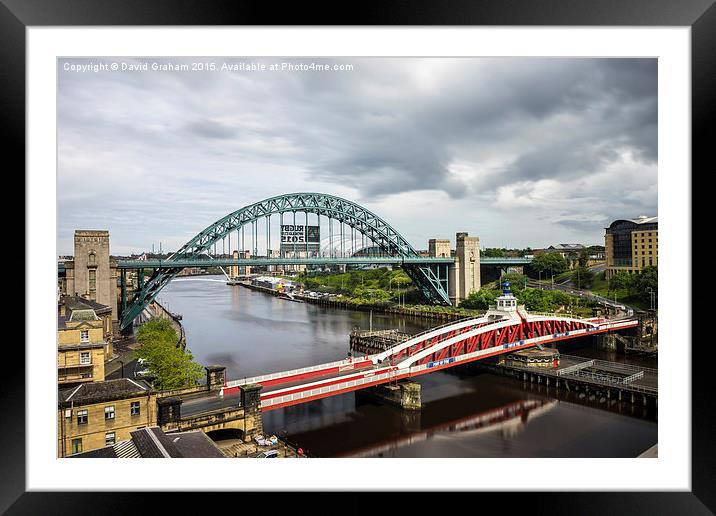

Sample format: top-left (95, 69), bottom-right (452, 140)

top-left (646, 287), bottom-right (655, 311)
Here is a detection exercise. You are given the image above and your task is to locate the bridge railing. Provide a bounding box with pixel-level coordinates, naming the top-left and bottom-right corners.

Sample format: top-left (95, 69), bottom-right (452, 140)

top-left (225, 357), bottom-right (370, 389)
top-left (260, 368), bottom-right (399, 409)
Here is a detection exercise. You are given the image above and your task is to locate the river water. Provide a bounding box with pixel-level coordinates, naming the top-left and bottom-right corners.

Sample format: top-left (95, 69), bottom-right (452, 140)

top-left (157, 275), bottom-right (657, 458)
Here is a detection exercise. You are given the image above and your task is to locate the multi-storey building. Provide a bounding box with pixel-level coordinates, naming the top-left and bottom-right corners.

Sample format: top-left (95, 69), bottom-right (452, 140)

top-left (61, 230), bottom-right (119, 325)
top-left (58, 378), bottom-right (157, 457)
top-left (58, 296), bottom-right (113, 387)
top-left (604, 216), bottom-right (658, 279)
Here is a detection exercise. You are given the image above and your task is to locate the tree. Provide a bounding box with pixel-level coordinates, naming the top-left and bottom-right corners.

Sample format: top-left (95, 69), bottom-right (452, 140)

top-left (460, 289), bottom-right (499, 310)
top-left (573, 266), bottom-right (594, 289)
top-left (482, 248), bottom-right (506, 257)
top-left (501, 273), bottom-right (527, 290)
top-left (136, 319), bottom-right (203, 390)
top-left (631, 266), bottom-right (658, 302)
top-left (609, 271), bottom-right (633, 292)
top-left (578, 249), bottom-right (589, 268)
top-left (531, 253), bottom-right (568, 276)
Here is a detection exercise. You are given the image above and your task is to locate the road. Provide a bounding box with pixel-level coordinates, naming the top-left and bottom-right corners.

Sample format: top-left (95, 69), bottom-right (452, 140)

top-left (525, 278), bottom-right (634, 315)
top-left (180, 391), bottom-right (243, 417)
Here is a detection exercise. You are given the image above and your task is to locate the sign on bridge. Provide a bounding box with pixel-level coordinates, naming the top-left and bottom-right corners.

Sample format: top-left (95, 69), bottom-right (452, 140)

top-left (280, 224), bottom-right (320, 253)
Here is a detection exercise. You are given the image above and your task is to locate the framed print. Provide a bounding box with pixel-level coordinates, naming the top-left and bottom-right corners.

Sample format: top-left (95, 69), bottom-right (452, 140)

top-left (7, 0), bottom-right (711, 513)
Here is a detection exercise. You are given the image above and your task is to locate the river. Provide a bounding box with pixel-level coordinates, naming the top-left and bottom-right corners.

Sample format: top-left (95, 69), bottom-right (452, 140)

top-left (157, 275), bottom-right (657, 458)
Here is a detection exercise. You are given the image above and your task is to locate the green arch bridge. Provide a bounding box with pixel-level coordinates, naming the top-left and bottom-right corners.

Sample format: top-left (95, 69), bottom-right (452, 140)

top-left (116, 193), bottom-right (532, 330)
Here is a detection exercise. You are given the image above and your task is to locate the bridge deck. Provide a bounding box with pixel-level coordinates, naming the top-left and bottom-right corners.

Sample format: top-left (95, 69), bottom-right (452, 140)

top-left (115, 256), bottom-right (532, 269)
top-left (261, 362), bottom-right (377, 394)
top-left (180, 391), bottom-right (243, 418)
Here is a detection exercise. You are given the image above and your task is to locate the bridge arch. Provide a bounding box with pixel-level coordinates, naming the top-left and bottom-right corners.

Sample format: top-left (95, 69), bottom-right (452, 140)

top-left (380, 316), bottom-right (599, 370)
top-left (121, 193), bottom-right (451, 330)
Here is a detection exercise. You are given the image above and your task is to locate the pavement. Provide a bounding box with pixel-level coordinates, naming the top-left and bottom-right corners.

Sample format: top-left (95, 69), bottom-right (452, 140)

top-left (214, 437), bottom-right (303, 458)
top-left (105, 349), bottom-right (140, 380)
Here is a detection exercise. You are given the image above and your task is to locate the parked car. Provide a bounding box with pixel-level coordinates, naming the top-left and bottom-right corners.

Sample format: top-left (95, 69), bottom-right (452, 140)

top-left (252, 449), bottom-right (279, 458)
top-left (134, 359), bottom-right (152, 378)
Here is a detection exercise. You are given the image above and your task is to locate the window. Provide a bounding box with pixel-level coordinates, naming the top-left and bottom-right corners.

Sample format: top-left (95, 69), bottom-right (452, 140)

top-left (105, 432), bottom-right (116, 446)
top-left (80, 330), bottom-right (89, 343)
top-left (130, 401), bottom-right (140, 416)
top-left (71, 438), bottom-right (83, 454)
top-left (77, 409), bottom-right (88, 425)
top-left (88, 269), bottom-right (96, 300)
top-left (105, 405), bottom-right (115, 420)
top-left (79, 352), bottom-right (91, 365)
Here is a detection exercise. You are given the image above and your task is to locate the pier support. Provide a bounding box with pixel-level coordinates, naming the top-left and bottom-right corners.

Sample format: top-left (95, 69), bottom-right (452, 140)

top-left (366, 381), bottom-right (421, 410)
top-left (240, 384), bottom-right (263, 442)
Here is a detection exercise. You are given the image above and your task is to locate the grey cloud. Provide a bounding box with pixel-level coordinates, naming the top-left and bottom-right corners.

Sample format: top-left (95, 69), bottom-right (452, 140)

top-left (185, 119), bottom-right (237, 139)
top-left (57, 57), bottom-right (657, 253)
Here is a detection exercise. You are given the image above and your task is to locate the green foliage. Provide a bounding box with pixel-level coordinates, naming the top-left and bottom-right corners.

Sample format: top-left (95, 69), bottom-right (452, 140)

top-left (631, 266), bottom-right (657, 302)
top-left (572, 266), bottom-right (594, 289)
top-left (500, 273), bottom-right (528, 289)
top-left (482, 248), bottom-right (506, 257)
top-left (608, 271), bottom-right (633, 291)
top-left (461, 278), bottom-right (597, 316)
top-left (297, 267), bottom-right (413, 301)
top-left (531, 253), bottom-right (568, 275)
top-left (578, 250), bottom-right (589, 268)
top-left (459, 288), bottom-right (500, 310)
top-left (135, 319), bottom-right (203, 390)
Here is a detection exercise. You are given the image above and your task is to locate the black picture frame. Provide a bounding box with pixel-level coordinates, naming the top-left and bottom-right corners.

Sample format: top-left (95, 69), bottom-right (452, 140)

top-left (6, 0), bottom-right (708, 513)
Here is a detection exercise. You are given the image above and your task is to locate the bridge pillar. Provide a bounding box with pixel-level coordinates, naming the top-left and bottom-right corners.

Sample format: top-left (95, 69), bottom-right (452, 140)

top-left (205, 365), bottom-right (226, 391)
top-left (448, 232), bottom-right (480, 305)
top-left (240, 384), bottom-right (263, 442)
top-left (230, 250), bottom-right (239, 278)
top-left (366, 380), bottom-right (421, 410)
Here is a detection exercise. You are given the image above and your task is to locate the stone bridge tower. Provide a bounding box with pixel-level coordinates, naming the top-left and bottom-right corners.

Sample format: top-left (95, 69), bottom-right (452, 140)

top-left (448, 232), bottom-right (481, 305)
top-left (65, 230), bottom-right (118, 322)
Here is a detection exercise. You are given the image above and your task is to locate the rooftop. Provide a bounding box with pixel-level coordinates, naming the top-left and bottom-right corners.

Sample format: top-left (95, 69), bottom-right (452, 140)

top-left (70, 427), bottom-right (226, 458)
top-left (630, 216), bottom-right (658, 224)
top-left (59, 378), bottom-right (151, 406)
top-left (62, 295), bottom-right (111, 315)
top-left (132, 427), bottom-right (226, 458)
top-left (548, 244), bottom-right (585, 250)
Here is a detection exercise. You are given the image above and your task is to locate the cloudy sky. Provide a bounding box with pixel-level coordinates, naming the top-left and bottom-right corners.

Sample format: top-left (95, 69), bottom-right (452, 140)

top-left (58, 57), bottom-right (657, 256)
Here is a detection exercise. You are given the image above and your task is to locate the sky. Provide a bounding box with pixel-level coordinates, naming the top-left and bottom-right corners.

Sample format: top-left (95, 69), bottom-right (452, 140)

top-left (57, 57), bottom-right (657, 256)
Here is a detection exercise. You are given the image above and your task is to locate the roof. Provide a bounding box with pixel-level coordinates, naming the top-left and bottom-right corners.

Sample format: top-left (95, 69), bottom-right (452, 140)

top-left (62, 295), bottom-right (112, 315)
top-left (130, 427), bottom-right (226, 458)
top-left (59, 378), bottom-right (152, 406)
top-left (630, 216), bottom-right (658, 224)
top-left (69, 439), bottom-right (141, 458)
top-left (71, 427), bottom-right (226, 458)
top-left (548, 244), bottom-right (585, 250)
top-left (606, 216), bottom-right (658, 232)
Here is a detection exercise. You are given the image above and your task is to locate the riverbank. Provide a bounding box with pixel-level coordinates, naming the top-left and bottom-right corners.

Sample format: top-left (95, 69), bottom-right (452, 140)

top-left (148, 299), bottom-right (187, 350)
top-left (236, 280), bottom-right (481, 322)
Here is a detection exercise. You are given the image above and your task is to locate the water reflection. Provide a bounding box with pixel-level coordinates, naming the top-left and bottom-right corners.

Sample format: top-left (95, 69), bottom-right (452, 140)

top-left (158, 276), bottom-right (657, 458)
top-left (342, 399), bottom-right (558, 458)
